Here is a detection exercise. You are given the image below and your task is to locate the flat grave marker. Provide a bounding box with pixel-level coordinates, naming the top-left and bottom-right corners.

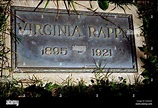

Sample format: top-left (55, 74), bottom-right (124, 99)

top-left (11, 6), bottom-right (137, 72)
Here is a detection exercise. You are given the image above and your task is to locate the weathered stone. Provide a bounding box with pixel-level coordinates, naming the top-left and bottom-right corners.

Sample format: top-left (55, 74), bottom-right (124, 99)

top-left (11, 6), bottom-right (137, 72)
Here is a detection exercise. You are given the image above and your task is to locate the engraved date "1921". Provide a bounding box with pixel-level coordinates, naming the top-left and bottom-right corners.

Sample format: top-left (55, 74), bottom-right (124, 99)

top-left (92, 48), bottom-right (112, 57)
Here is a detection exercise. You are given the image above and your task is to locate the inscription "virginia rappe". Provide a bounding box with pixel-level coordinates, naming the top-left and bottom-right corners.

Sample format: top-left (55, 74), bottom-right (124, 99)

top-left (17, 22), bottom-right (126, 39)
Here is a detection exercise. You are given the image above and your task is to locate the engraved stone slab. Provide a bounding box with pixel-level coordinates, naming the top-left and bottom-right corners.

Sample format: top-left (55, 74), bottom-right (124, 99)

top-left (11, 6), bottom-right (137, 72)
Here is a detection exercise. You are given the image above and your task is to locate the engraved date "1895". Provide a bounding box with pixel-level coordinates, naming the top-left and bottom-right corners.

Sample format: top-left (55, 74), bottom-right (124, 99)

top-left (42, 47), bottom-right (68, 55)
